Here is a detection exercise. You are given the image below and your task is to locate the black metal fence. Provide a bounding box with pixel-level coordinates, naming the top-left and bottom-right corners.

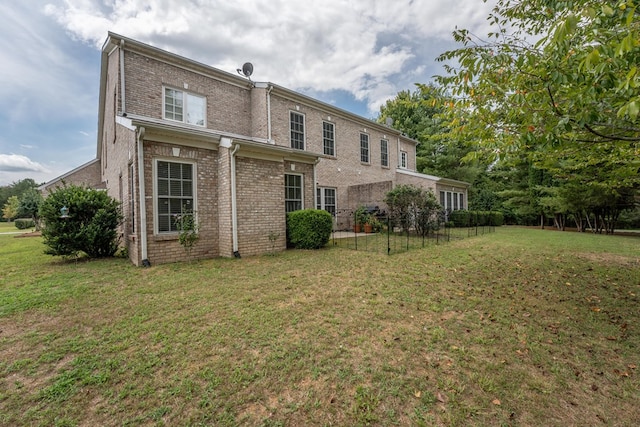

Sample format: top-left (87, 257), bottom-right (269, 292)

top-left (330, 210), bottom-right (495, 255)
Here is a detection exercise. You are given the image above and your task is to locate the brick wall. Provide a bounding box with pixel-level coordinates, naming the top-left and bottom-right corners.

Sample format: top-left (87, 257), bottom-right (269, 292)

top-left (142, 141), bottom-right (219, 265)
top-left (123, 50), bottom-right (253, 137)
top-left (235, 156), bottom-right (286, 256)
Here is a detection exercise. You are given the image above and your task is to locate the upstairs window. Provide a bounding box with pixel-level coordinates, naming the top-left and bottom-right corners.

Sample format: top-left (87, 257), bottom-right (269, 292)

top-left (290, 112), bottom-right (305, 150)
top-left (164, 88), bottom-right (206, 126)
top-left (400, 151), bottom-right (408, 168)
top-left (360, 133), bottom-right (369, 163)
top-left (323, 121), bottom-right (335, 156)
top-left (380, 139), bottom-right (389, 167)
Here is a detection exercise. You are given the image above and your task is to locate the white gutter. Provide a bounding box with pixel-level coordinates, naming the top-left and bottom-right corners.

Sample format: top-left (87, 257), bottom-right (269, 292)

top-left (120, 40), bottom-right (126, 113)
top-left (222, 138), bottom-right (241, 256)
top-left (137, 127), bottom-right (149, 266)
top-left (313, 158), bottom-right (320, 210)
top-left (266, 84), bottom-right (274, 143)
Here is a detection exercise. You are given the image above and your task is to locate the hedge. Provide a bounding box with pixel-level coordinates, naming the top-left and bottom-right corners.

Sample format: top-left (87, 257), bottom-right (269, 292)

top-left (286, 209), bottom-right (333, 249)
top-left (14, 218), bottom-right (36, 229)
top-left (448, 210), bottom-right (503, 227)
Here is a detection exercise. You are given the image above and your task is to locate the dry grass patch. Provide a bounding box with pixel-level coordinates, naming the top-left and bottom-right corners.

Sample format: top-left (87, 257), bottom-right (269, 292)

top-left (1, 228), bottom-right (638, 426)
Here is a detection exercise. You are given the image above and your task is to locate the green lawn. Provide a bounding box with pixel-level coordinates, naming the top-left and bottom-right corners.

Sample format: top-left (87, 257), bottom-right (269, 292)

top-left (1, 228), bottom-right (638, 426)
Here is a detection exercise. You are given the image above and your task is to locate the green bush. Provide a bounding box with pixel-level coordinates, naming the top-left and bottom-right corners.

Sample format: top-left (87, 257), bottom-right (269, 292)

top-left (448, 210), bottom-right (504, 227)
top-left (286, 209), bottom-right (332, 249)
top-left (39, 185), bottom-right (123, 258)
top-left (14, 218), bottom-right (35, 229)
top-left (449, 210), bottom-right (470, 227)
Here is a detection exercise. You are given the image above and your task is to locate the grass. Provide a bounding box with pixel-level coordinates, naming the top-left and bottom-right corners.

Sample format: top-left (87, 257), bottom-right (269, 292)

top-left (1, 227), bottom-right (638, 426)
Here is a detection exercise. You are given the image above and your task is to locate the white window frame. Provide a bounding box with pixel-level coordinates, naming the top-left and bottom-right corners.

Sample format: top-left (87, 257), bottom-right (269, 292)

top-left (285, 173), bottom-right (304, 213)
top-left (440, 190), bottom-right (465, 212)
top-left (153, 158), bottom-right (197, 234)
top-left (380, 139), bottom-right (389, 167)
top-left (360, 133), bottom-right (369, 163)
top-left (316, 187), bottom-right (337, 217)
top-left (323, 121), bottom-right (335, 156)
top-left (400, 151), bottom-right (408, 169)
top-left (290, 111), bottom-right (305, 150)
top-left (163, 87), bottom-right (206, 126)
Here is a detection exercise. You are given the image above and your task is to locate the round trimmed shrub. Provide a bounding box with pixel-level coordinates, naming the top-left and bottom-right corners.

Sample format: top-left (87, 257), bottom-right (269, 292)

top-left (286, 209), bottom-right (332, 249)
top-left (39, 184), bottom-right (123, 258)
top-left (14, 218), bottom-right (36, 229)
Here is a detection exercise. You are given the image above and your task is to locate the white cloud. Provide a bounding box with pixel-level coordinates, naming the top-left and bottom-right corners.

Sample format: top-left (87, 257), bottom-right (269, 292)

top-left (0, 154), bottom-right (49, 173)
top-left (43, 0), bottom-right (496, 114)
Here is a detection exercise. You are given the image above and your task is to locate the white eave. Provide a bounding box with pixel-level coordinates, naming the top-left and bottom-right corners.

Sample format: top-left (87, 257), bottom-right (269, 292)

top-left (396, 168), bottom-right (470, 188)
top-left (121, 114), bottom-right (320, 163)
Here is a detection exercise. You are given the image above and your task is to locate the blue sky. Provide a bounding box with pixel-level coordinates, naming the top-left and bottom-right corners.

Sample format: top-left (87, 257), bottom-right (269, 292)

top-left (0, 0), bottom-right (495, 186)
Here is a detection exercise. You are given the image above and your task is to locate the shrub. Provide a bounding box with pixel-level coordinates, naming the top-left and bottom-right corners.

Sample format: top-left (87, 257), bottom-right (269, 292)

top-left (39, 185), bottom-right (123, 258)
top-left (448, 210), bottom-right (504, 227)
top-left (286, 209), bottom-right (332, 249)
top-left (14, 218), bottom-right (35, 229)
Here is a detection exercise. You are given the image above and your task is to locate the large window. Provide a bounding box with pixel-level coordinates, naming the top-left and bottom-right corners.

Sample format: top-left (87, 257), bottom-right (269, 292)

top-left (380, 139), bottom-right (388, 167)
top-left (439, 190), bottom-right (465, 212)
top-left (164, 88), bottom-right (206, 126)
top-left (156, 160), bottom-right (195, 233)
top-left (290, 112), bottom-right (305, 150)
top-left (285, 174), bottom-right (303, 213)
top-left (316, 187), bottom-right (336, 217)
top-left (323, 121), bottom-right (335, 156)
top-left (360, 133), bottom-right (369, 163)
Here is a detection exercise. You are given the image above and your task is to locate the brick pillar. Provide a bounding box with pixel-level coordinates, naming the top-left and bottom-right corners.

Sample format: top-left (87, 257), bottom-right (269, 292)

top-left (217, 139), bottom-right (233, 257)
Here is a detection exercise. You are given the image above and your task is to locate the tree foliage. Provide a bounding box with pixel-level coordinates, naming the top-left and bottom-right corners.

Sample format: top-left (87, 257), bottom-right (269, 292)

top-left (2, 195), bottom-right (20, 221)
top-left (39, 185), bottom-right (123, 258)
top-left (18, 188), bottom-right (43, 229)
top-left (377, 83), bottom-right (484, 183)
top-left (384, 185), bottom-right (443, 236)
top-left (435, 0), bottom-right (639, 190)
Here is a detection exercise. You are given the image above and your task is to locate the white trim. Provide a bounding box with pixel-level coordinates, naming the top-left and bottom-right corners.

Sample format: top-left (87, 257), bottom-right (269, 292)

top-left (285, 172), bottom-right (304, 212)
top-left (289, 110), bottom-right (306, 150)
top-left (360, 132), bottom-right (370, 164)
top-left (38, 158), bottom-right (101, 191)
top-left (152, 157), bottom-right (198, 235)
top-left (162, 86), bottom-right (207, 127)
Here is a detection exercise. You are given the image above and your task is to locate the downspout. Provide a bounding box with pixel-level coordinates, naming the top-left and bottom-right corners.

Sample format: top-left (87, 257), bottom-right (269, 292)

top-left (120, 40), bottom-right (126, 113)
top-left (230, 143), bottom-right (241, 257)
top-left (266, 84), bottom-right (273, 143)
top-left (137, 127), bottom-right (150, 266)
top-left (313, 158), bottom-right (320, 210)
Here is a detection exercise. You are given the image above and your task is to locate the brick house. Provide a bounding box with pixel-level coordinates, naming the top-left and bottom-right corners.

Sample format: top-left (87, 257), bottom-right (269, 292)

top-left (41, 33), bottom-right (469, 265)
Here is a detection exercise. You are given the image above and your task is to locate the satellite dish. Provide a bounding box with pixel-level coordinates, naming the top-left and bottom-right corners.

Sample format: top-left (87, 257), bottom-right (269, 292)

top-left (385, 117), bottom-right (394, 127)
top-left (236, 62), bottom-right (253, 79)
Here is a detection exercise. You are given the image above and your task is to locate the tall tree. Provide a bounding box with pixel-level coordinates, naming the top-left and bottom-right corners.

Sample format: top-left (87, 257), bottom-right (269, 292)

top-left (378, 83), bottom-right (484, 183)
top-left (435, 0), bottom-right (639, 191)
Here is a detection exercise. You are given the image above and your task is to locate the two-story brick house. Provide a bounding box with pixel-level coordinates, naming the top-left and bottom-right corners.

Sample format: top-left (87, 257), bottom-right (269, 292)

top-left (41, 33), bottom-right (469, 265)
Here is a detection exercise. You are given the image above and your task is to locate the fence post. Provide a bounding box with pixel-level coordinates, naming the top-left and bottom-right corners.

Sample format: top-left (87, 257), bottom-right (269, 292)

top-left (387, 215), bottom-right (391, 255)
top-left (354, 210), bottom-right (358, 250)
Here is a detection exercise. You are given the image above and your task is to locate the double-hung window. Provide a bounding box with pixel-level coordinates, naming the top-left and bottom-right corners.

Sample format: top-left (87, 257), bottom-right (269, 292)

top-left (380, 139), bottom-right (389, 167)
top-left (156, 160), bottom-right (195, 233)
top-left (285, 174), bottom-right (303, 213)
top-left (316, 187), bottom-right (336, 217)
top-left (290, 112), bottom-right (305, 150)
top-left (323, 121), bottom-right (335, 156)
top-left (360, 133), bottom-right (369, 163)
top-left (164, 88), bottom-right (206, 126)
top-left (400, 151), bottom-right (408, 168)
